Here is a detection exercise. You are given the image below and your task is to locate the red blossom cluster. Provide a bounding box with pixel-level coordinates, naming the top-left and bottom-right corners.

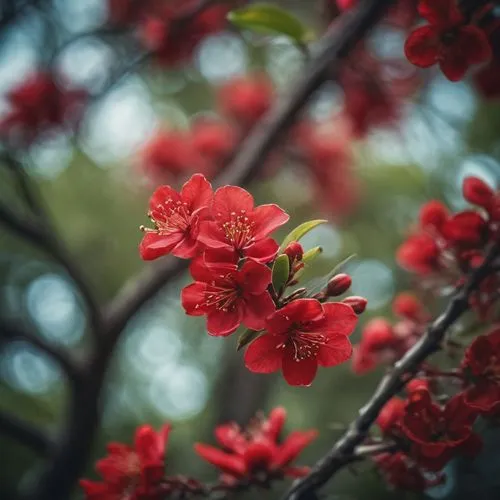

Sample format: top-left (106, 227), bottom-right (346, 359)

top-left (352, 293), bottom-right (429, 374)
top-left (397, 176), bottom-right (500, 319)
top-left (80, 407), bottom-right (316, 499)
top-left (139, 173), bottom-right (365, 386)
top-left (0, 71), bottom-right (86, 147)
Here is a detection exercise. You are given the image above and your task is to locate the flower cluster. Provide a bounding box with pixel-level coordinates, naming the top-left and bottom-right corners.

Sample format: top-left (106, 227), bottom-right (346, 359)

top-left (140, 173), bottom-right (364, 385)
top-left (80, 407), bottom-right (316, 499)
top-left (397, 176), bottom-right (500, 319)
top-left (404, 0), bottom-right (499, 83)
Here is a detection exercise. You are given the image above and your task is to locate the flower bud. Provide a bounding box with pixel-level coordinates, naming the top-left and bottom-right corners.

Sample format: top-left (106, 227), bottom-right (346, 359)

top-left (376, 397), bottom-right (405, 434)
top-left (361, 318), bottom-right (394, 351)
top-left (342, 296), bottom-right (367, 314)
top-left (406, 378), bottom-right (430, 394)
top-left (392, 293), bottom-right (424, 321)
top-left (463, 176), bottom-right (495, 209)
top-left (326, 273), bottom-right (352, 296)
top-left (419, 200), bottom-right (448, 231)
top-left (283, 241), bottom-right (304, 262)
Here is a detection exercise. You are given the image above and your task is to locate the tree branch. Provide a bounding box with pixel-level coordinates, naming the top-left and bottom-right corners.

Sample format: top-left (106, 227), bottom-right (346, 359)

top-left (283, 242), bottom-right (500, 500)
top-left (0, 411), bottom-right (53, 454)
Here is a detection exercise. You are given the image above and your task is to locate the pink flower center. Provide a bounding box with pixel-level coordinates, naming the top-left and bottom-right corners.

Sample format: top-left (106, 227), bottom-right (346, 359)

top-left (199, 279), bottom-right (240, 312)
top-left (278, 326), bottom-right (327, 361)
top-left (150, 198), bottom-right (192, 234)
top-left (220, 210), bottom-right (255, 250)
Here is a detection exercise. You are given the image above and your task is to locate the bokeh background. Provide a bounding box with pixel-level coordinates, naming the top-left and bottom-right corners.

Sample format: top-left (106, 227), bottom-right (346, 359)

top-left (0, 0), bottom-right (499, 499)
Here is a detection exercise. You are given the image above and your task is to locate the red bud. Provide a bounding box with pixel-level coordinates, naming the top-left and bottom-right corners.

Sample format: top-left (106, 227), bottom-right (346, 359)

top-left (406, 378), bottom-right (430, 393)
top-left (419, 200), bottom-right (448, 231)
top-left (326, 273), bottom-right (352, 296)
top-left (463, 176), bottom-right (495, 209)
top-left (392, 293), bottom-right (424, 321)
top-left (342, 296), bottom-right (367, 314)
top-left (283, 241), bottom-right (304, 262)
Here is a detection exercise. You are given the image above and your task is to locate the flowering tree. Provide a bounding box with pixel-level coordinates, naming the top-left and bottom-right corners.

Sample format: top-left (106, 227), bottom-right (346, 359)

top-left (0, 0), bottom-right (500, 499)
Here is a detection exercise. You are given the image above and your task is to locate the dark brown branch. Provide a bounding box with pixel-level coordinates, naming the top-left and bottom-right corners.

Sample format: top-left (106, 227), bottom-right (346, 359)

top-left (0, 411), bottom-right (53, 454)
top-left (0, 318), bottom-right (82, 381)
top-left (283, 242), bottom-right (500, 500)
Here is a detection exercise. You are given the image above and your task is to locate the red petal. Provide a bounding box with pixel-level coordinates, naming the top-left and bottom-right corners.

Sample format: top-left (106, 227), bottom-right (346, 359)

top-left (279, 298), bottom-right (324, 324)
top-left (282, 351), bottom-right (318, 386)
top-left (459, 26), bottom-right (492, 65)
top-left (321, 302), bottom-right (358, 336)
top-left (404, 26), bottom-right (440, 68)
top-left (214, 424), bottom-right (247, 453)
top-left (212, 185), bottom-right (254, 221)
top-left (181, 282), bottom-right (208, 316)
top-left (148, 185), bottom-right (181, 212)
top-left (194, 443), bottom-right (246, 477)
top-left (252, 204), bottom-right (290, 239)
top-left (79, 479), bottom-right (114, 498)
top-left (206, 307), bottom-right (243, 336)
top-left (439, 54), bottom-right (469, 82)
top-left (266, 407), bottom-right (287, 440)
top-left (244, 237), bottom-right (279, 263)
top-left (197, 220), bottom-right (229, 249)
top-left (418, 0), bottom-right (462, 26)
top-left (265, 308), bottom-right (294, 336)
top-left (180, 173), bottom-right (213, 212)
top-left (244, 334), bottom-right (283, 373)
top-left (139, 232), bottom-right (183, 260)
top-left (134, 424), bottom-right (169, 465)
top-left (273, 430), bottom-right (318, 467)
top-left (419, 200), bottom-right (449, 230)
top-left (441, 211), bottom-right (486, 245)
top-left (317, 334), bottom-right (353, 367)
top-left (243, 441), bottom-right (274, 470)
top-left (204, 247), bottom-right (239, 266)
top-left (238, 260), bottom-right (272, 294)
top-left (172, 233), bottom-right (199, 259)
top-left (243, 292), bottom-right (276, 331)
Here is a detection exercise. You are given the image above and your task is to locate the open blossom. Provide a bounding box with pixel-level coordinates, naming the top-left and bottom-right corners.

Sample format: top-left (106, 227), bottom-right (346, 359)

top-left (198, 185), bottom-right (289, 263)
top-left (404, 0), bottom-right (491, 81)
top-left (195, 407), bottom-right (317, 484)
top-left (181, 250), bottom-right (275, 336)
top-left (245, 298), bottom-right (357, 386)
top-left (80, 424), bottom-right (170, 500)
top-left (401, 390), bottom-right (481, 471)
top-left (461, 328), bottom-right (500, 414)
top-left (140, 174), bottom-right (213, 260)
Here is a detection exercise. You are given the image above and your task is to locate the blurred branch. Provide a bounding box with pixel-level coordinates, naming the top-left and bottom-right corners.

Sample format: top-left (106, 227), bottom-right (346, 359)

top-left (0, 318), bottom-right (82, 381)
top-left (0, 410), bottom-right (53, 454)
top-left (283, 242), bottom-right (500, 500)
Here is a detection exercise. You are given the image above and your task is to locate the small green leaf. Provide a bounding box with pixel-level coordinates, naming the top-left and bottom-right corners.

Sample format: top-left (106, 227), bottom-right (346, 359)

top-left (272, 254), bottom-right (290, 293)
top-left (303, 246), bottom-right (323, 264)
top-left (237, 329), bottom-right (262, 351)
top-left (280, 219), bottom-right (328, 251)
top-left (227, 3), bottom-right (314, 45)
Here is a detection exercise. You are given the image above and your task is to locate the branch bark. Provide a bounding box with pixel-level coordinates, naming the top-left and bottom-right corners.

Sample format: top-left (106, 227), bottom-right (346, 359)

top-left (283, 242), bottom-right (500, 500)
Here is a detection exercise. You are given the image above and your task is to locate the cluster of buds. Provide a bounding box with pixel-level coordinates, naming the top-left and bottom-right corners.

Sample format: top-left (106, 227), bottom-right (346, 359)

top-left (80, 407), bottom-right (316, 499)
top-left (140, 173), bottom-right (367, 386)
top-left (397, 176), bottom-right (500, 319)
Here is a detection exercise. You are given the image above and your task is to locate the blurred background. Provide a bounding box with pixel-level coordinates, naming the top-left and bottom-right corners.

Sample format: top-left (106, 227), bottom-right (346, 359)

top-left (0, 0), bottom-right (499, 498)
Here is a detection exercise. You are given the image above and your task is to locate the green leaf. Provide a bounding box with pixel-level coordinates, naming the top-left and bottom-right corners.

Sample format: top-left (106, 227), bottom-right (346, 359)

top-left (237, 329), bottom-right (262, 351)
top-left (227, 3), bottom-right (314, 45)
top-left (302, 246), bottom-right (323, 264)
top-left (272, 254), bottom-right (290, 293)
top-left (279, 219), bottom-right (328, 251)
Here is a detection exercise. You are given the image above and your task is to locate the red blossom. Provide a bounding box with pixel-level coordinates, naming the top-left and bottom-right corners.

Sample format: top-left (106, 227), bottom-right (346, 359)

top-left (419, 200), bottom-right (449, 231)
top-left (461, 328), bottom-right (500, 414)
top-left (181, 250), bottom-right (275, 336)
top-left (194, 407), bottom-right (317, 484)
top-left (396, 233), bottom-right (440, 274)
top-left (377, 397), bottom-right (405, 435)
top-left (401, 390), bottom-right (481, 471)
top-left (140, 174), bottom-right (213, 260)
top-left (0, 72), bottom-right (86, 146)
top-left (198, 185), bottom-right (289, 263)
top-left (374, 452), bottom-right (430, 492)
top-left (80, 424), bottom-right (170, 500)
top-left (245, 298), bottom-right (357, 386)
top-left (404, 0), bottom-right (491, 81)
top-left (392, 293), bottom-right (427, 322)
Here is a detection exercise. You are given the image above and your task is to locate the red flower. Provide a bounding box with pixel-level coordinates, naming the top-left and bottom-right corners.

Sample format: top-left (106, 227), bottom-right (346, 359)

top-left (194, 407), bottom-right (317, 483)
top-left (462, 328), bottom-right (500, 413)
top-left (377, 397), bottom-right (405, 435)
top-left (419, 200), bottom-right (449, 231)
top-left (198, 185), bottom-right (289, 263)
top-left (0, 72), bottom-right (86, 146)
top-left (401, 390), bottom-right (481, 471)
top-left (404, 0), bottom-right (491, 81)
top-left (396, 233), bottom-right (440, 274)
top-left (80, 424), bottom-right (170, 500)
top-left (139, 174), bottom-right (213, 260)
top-left (392, 293), bottom-right (427, 322)
top-left (375, 452), bottom-right (430, 492)
top-left (181, 250), bottom-right (275, 336)
top-left (245, 298), bottom-right (357, 386)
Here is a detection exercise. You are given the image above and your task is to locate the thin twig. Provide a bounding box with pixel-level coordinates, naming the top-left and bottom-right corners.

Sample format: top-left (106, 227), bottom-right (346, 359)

top-left (0, 411), bottom-right (53, 454)
top-left (283, 242), bottom-right (500, 500)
